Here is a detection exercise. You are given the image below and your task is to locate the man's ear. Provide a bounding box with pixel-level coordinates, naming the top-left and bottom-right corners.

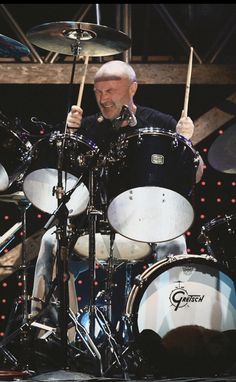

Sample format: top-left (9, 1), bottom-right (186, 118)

top-left (130, 81), bottom-right (138, 97)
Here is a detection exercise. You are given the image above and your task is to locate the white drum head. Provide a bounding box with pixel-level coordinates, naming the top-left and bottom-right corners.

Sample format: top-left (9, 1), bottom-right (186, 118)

top-left (0, 163), bottom-right (9, 191)
top-left (107, 186), bottom-right (194, 243)
top-left (74, 232), bottom-right (151, 262)
top-left (23, 168), bottom-right (89, 217)
top-left (127, 255), bottom-right (236, 338)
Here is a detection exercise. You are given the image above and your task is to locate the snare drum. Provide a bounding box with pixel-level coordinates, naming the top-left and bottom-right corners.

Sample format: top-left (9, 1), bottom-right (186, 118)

top-left (74, 229), bottom-right (151, 262)
top-left (23, 132), bottom-right (99, 217)
top-left (107, 128), bottom-right (198, 243)
top-left (0, 115), bottom-right (31, 191)
top-left (126, 254), bottom-right (236, 339)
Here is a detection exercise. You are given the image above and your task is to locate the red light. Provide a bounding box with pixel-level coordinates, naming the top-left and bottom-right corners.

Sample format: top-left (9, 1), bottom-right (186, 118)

top-left (200, 214), bottom-right (205, 219)
top-left (18, 282), bottom-right (23, 287)
top-left (219, 129), bottom-right (224, 135)
top-left (94, 280), bottom-right (98, 286)
top-left (200, 197), bottom-right (205, 202)
top-left (186, 231), bottom-right (191, 236)
top-left (77, 279), bottom-right (83, 285)
top-left (216, 181), bottom-right (222, 186)
top-left (203, 148), bottom-right (208, 153)
top-left (216, 197), bottom-right (221, 203)
top-left (40, 129), bottom-right (45, 135)
top-left (187, 248), bottom-right (191, 253)
top-left (0, 315), bottom-right (5, 320)
top-left (232, 182), bottom-right (236, 186)
top-left (143, 265), bottom-right (148, 270)
top-left (2, 283), bottom-right (7, 288)
top-left (201, 181), bottom-right (206, 186)
top-left (200, 248), bottom-right (205, 253)
top-left (0, 332), bottom-right (4, 337)
top-left (37, 214), bottom-right (42, 219)
top-left (2, 299), bottom-right (7, 304)
top-left (77, 296), bottom-right (82, 302)
top-left (3, 215), bottom-right (9, 220)
top-left (231, 199), bottom-right (236, 204)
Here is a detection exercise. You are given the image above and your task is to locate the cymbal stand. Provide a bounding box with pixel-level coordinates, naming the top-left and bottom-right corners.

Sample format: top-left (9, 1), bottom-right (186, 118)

top-left (87, 166), bottom-right (103, 339)
top-left (52, 134), bottom-right (72, 370)
top-left (41, 149), bottom-right (104, 375)
top-left (100, 233), bottom-right (129, 379)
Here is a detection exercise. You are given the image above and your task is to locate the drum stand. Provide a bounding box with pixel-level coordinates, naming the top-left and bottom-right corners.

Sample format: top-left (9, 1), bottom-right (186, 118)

top-left (100, 233), bottom-right (129, 379)
top-left (40, 146), bottom-right (104, 376)
top-left (0, 195), bottom-right (35, 373)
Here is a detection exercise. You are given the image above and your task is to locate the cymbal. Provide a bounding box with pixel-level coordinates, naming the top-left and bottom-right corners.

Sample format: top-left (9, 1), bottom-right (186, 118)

top-left (26, 21), bottom-right (131, 56)
top-left (0, 34), bottom-right (30, 57)
top-left (208, 124), bottom-right (236, 174)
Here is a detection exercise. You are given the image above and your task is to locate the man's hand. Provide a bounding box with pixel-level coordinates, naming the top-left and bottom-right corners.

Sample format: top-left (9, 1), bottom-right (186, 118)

top-left (66, 105), bottom-right (83, 131)
top-left (176, 110), bottom-right (194, 140)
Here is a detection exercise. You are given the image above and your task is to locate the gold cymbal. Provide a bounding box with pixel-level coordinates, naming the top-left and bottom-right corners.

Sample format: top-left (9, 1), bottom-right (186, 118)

top-left (0, 34), bottom-right (30, 57)
top-left (27, 21), bottom-right (131, 56)
top-left (208, 124), bottom-right (236, 174)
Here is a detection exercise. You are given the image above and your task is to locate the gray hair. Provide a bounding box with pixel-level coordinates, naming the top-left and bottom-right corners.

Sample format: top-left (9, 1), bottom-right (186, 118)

top-left (94, 60), bottom-right (137, 83)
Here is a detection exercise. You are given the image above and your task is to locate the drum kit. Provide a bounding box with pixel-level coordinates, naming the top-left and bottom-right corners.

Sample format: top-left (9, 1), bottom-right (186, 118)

top-left (0, 23), bottom-right (236, 377)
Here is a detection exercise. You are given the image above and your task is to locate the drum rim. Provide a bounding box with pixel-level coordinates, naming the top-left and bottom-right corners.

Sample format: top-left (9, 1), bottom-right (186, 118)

top-left (118, 127), bottom-right (195, 151)
top-left (0, 122), bottom-right (29, 145)
top-left (203, 213), bottom-right (236, 231)
top-left (33, 131), bottom-right (99, 151)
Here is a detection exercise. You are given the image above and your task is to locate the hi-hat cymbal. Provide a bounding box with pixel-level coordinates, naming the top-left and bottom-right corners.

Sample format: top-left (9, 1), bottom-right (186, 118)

top-left (26, 21), bottom-right (131, 56)
top-left (0, 34), bottom-right (30, 57)
top-left (208, 124), bottom-right (236, 174)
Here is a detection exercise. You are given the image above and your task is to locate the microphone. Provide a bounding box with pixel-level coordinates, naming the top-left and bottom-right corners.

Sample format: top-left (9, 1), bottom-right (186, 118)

top-left (97, 113), bottom-right (104, 123)
top-left (123, 105), bottom-right (137, 127)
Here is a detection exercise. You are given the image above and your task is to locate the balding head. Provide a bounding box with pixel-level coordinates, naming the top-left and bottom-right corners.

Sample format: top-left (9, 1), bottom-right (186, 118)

top-left (94, 60), bottom-right (137, 83)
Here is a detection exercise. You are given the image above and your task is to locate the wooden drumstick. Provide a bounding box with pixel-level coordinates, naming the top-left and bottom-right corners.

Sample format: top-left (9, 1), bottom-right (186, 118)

top-left (77, 55), bottom-right (89, 108)
top-left (183, 47), bottom-right (193, 118)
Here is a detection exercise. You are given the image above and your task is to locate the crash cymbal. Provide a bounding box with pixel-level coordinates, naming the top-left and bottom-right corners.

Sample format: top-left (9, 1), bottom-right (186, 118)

top-left (208, 124), bottom-right (236, 174)
top-left (0, 34), bottom-right (30, 57)
top-left (26, 21), bottom-right (131, 56)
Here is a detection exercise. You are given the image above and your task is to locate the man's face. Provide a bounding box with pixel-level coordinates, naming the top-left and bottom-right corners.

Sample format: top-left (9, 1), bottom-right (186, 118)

top-left (93, 78), bottom-right (135, 120)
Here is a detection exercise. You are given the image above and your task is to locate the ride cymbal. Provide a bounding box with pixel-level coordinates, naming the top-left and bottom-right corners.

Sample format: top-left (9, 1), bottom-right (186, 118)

top-left (208, 124), bottom-right (236, 174)
top-left (0, 34), bottom-right (30, 57)
top-left (27, 21), bottom-right (131, 56)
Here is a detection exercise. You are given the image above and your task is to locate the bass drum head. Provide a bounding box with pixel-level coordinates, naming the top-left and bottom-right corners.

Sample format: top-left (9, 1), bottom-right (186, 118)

top-left (126, 254), bottom-right (236, 339)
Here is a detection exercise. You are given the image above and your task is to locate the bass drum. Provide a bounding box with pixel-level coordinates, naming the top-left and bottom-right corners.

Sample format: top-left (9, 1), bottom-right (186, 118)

top-left (0, 113), bottom-right (32, 191)
top-left (107, 128), bottom-right (198, 243)
top-left (23, 132), bottom-right (99, 217)
top-left (125, 254), bottom-right (236, 339)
